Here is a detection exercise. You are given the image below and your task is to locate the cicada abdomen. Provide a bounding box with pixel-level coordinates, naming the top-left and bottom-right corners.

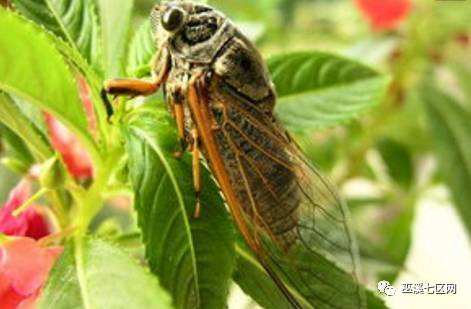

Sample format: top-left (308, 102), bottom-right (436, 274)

top-left (105, 1), bottom-right (365, 308)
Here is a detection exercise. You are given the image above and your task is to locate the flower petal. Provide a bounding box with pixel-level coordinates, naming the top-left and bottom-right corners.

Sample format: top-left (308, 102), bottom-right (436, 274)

top-left (0, 282), bottom-right (25, 309)
top-left (23, 208), bottom-right (51, 240)
top-left (0, 180), bottom-right (31, 237)
top-left (0, 180), bottom-right (52, 240)
top-left (355, 0), bottom-right (411, 31)
top-left (0, 238), bottom-right (63, 298)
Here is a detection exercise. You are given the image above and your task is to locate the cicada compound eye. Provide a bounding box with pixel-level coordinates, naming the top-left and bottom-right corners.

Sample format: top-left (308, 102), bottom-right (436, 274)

top-left (162, 7), bottom-right (185, 32)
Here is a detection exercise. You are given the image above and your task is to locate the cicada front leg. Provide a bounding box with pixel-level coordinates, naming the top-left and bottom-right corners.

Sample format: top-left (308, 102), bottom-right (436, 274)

top-left (102, 47), bottom-right (170, 114)
top-left (104, 78), bottom-right (164, 97)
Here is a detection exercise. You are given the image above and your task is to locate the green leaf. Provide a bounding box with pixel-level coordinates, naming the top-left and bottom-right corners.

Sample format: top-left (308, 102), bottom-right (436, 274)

top-left (10, 95), bottom-right (48, 136)
top-left (0, 124), bottom-right (34, 172)
top-left (268, 52), bottom-right (390, 132)
top-left (126, 20), bottom-right (156, 78)
top-left (233, 244), bottom-right (292, 309)
top-left (0, 9), bottom-right (98, 161)
top-left (234, 241), bottom-right (388, 309)
top-left (0, 93), bottom-right (51, 161)
top-left (11, 0), bottom-right (102, 70)
top-left (423, 83), bottom-right (471, 237)
top-left (0, 123), bottom-right (34, 173)
top-left (38, 238), bottom-right (172, 309)
top-left (96, 0), bottom-right (134, 78)
top-left (377, 138), bottom-right (414, 190)
top-left (125, 103), bottom-right (236, 309)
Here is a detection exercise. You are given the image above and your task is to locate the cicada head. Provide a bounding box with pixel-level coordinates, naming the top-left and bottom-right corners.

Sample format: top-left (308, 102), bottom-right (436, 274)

top-left (150, 1), bottom-right (233, 63)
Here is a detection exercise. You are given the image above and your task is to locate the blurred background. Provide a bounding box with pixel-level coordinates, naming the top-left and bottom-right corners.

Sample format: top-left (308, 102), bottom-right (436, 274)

top-left (2, 0), bottom-right (471, 308)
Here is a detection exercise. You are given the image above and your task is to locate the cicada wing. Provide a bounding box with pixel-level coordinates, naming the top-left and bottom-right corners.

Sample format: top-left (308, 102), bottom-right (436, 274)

top-left (222, 116), bottom-right (366, 308)
top-left (189, 76), bottom-right (365, 308)
top-left (266, 147), bottom-right (366, 309)
top-left (232, 137), bottom-right (367, 309)
top-left (221, 120), bottom-right (366, 307)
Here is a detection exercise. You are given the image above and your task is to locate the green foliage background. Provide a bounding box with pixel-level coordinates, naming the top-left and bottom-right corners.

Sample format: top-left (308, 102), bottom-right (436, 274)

top-left (0, 0), bottom-right (470, 308)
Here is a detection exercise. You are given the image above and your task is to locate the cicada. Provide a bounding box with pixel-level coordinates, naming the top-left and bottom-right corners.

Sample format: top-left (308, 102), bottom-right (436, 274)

top-left (105, 1), bottom-right (365, 308)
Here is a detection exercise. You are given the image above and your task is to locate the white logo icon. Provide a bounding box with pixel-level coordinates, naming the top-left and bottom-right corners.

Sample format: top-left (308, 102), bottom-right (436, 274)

top-left (378, 280), bottom-right (396, 296)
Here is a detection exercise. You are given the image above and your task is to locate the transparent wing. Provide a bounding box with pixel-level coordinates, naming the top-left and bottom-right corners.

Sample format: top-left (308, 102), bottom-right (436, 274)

top-left (277, 149), bottom-right (365, 309)
top-left (219, 97), bottom-right (366, 309)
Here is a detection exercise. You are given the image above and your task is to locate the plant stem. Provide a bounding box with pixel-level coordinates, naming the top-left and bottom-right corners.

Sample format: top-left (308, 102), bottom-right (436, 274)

top-left (73, 234), bottom-right (92, 309)
top-left (47, 190), bottom-right (69, 229)
top-left (73, 146), bottom-right (123, 237)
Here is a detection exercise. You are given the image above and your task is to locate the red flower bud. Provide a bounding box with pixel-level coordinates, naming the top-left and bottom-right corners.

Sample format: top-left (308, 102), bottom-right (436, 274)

top-left (44, 114), bottom-right (94, 180)
top-left (44, 76), bottom-right (97, 181)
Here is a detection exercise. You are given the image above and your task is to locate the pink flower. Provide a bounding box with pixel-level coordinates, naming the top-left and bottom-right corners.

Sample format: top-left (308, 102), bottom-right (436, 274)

top-left (0, 238), bottom-right (63, 309)
top-left (0, 180), bottom-right (51, 240)
top-left (45, 77), bottom-right (96, 181)
top-left (355, 0), bottom-right (411, 31)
